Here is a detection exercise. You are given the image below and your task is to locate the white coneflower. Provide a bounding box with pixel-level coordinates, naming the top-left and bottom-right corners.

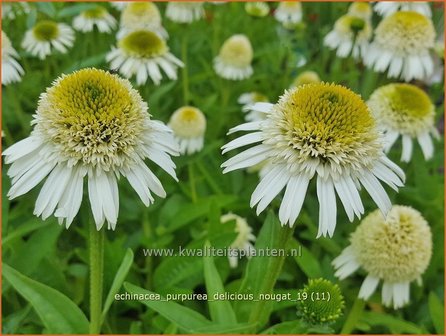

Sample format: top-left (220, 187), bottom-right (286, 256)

top-left (73, 6), bottom-right (116, 33)
top-left (348, 2), bottom-right (372, 20)
top-left (22, 20), bottom-right (75, 60)
top-left (274, 1), bottom-right (302, 26)
top-left (374, 1), bottom-right (432, 18)
top-left (3, 68), bottom-right (179, 230)
top-left (291, 70), bottom-right (321, 88)
top-left (368, 83), bottom-right (438, 162)
top-left (214, 34), bottom-right (254, 80)
top-left (245, 2), bottom-right (270, 18)
top-left (2, 31), bottom-right (24, 85)
top-left (221, 83), bottom-right (405, 238)
top-left (106, 30), bottom-right (183, 86)
top-left (168, 106), bottom-right (206, 155)
top-left (238, 92), bottom-right (269, 122)
top-left (333, 206), bottom-right (432, 309)
top-left (221, 213), bottom-right (256, 268)
top-left (166, 2), bottom-right (205, 24)
top-left (118, 2), bottom-right (168, 39)
top-left (324, 15), bottom-right (372, 59)
top-left (364, 11), bottom-right (435, 81)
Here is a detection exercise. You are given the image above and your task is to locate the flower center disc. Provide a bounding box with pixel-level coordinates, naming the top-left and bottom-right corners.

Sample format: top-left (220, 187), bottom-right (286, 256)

top-left (83, 6), bottom-right (106, 19)
top-left (220, 35), bottom-right (253, 67)
top-left (124, 2), bottom-right (161, 22)
top-left (170, 106), bottom-right (206, 138)
top-left (376, 11), bottom-right (435, 54)
top-left (36, 68), bottom-right (147, 169)
top-left (387, 84), bottom-right (432, 119)
top-left (119, 31), bottom-right (167, 58)
top-left (33, 20), bottom-right (59, 41)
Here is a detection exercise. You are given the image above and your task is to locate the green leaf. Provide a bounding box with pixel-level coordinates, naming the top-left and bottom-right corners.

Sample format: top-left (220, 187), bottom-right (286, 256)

top-left (36, 2), bottom-right (56, 18)
top-left (57, 3), bottom-right (97, 18)
top-left (3, 219), bottom-right (51, 246)
top-left (288, 239), bottom-right (322, 278)
top-left (203, 241), bottom-right (237, 325)
top-left (428, 292), bottom-right (444, 334)
top-left (101, 248), bottom-right (134, 323)
top-left (361, 311), bottom-right (423, 334)
top-left (192, 322), bottom-right (258, 334)
top-left (261, 320), bottom-right (309, 334)
top-left (234, 211), bottom-right (295, 330)
top-left (124, 282), bottom-right (213, 333)
top-left (3, 264), bottom-right (89, 334)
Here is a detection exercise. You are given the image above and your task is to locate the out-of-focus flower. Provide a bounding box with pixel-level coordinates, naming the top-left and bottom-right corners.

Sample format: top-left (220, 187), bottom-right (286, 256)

top-left (245, 2), bottom-right (269, 17)
top-left (22, 20), bottom-right (75, 60)
top-left (364, 11), bottom-right (435, 81)
top-left (348, 2), bottom-right (373, 20)
top-left (3, 68), bottom-right (179, 230)
top-left (106, 30), bottom-right (183, 85)
top-left (2, 2), bottom-right (30, 20)
top-left (238, 92), bottom-right (270, 122)
top-left (221, 213), bottom-right (256, 268)
top-left (166, 2), bottom-right (205, 23)
top-left (2, 31), bottom-right (24, 85)
top-left (274, 2), bottom-right (302, 27)
top-left (110, 1), bottom-right (127, 11)
top-left (214, 34), bottom-right (253, 80)
top-left (368, 83), bottom-right (438, 162)
top-left (333, 206), bottom-right (432, 309)
top-left (291, 70), bottom-right (321, 87)
top-left (324, 15), bottom-right (371, 59)
top-left (374, 1), bottom-right (432, 18)
top-left (168, 106), bottom-right (206, 155)
top-left (222, 83), bottom-right (405, 237)
top-left (73, 6), bottom-right (117, 33)
top-left (118, 2), bottom-right (168, 39)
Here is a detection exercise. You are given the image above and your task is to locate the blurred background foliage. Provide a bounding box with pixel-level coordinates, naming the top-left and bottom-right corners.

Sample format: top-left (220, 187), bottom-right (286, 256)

top-left (2, 1), bottom-right (444, 334)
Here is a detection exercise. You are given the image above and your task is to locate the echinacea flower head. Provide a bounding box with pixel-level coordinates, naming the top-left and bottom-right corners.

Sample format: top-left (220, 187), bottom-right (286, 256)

top-left (368, 83), bottom-right (438, 162)
top-left (238, 92), bottom-right (269, 122)
top-left (348, 2), bottom-right (372, 20)
top-left (245, 2), bottom-right (269, 18)
top-left (222, 82), bottom-right (405, 237)
top-left (291, 70), bottom-right (321, 87)
top-left (73, 6), bottom-right (117, 33)
top-left (106, 30), bottom-right (183, 85)
top-left (3, 68), bottom-right (179, 230)
top-left (274, 1), bottom-right (302, 26)
top-left (298, 278), bottom-right (345, 325)
top-left (324, 14), bottom-right (371, 59)
top-left (374, 1), bottom-right (432, 18)
top-left (119, 2), bottom-right (168, 39)
top-left (221, 213), bottom-right (256, 268)
top-left (168, 106), bottom-right (206, 155)
top-left (365, 11), bottom-right (436, 81)
top-left (214, 34), bottom-right (254, 80)
top-left (166, 2), bottom-right (205, 24)
top-left (22, 20), bottom-right (75, 60)
top-left (110, 1), bottom-right (127, 11)
top-left (2, 30), bottom-right (24, 85)
top-left (333, 206), bottom-right (432, 309)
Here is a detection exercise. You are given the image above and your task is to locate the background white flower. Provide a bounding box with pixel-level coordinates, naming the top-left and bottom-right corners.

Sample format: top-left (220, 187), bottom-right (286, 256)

top-left (166, 2), bottom-right (205, 24)
top-left (73, 6), bottom-right (117, 33)
top-left (333, 206), bottom-right (432, 309)
top-left (374, 1), bottom-right (432, 18)
top-left (22, 20), bottom-right (75, 60)
top-left (2, 30), bottom-right (24, 85)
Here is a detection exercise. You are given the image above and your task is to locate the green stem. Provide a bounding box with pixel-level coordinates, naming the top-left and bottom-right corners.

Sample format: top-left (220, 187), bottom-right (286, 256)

top-left (89, 222), bottom-right (104, 334)
top-left (181, 33), bottom-right (190, 105)
top-left (188, 162), bottom-right (197, 203)
top-left (340, 297), bottom-right (365, 334)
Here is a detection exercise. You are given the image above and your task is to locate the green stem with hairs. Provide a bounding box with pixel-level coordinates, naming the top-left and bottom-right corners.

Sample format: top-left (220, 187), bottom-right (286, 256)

top-left (89, 221), bottom-right (104, 334)
top-left (340, 298), bottom-right (365, 334)
top-left (188, 162), bottom-right (197, 203)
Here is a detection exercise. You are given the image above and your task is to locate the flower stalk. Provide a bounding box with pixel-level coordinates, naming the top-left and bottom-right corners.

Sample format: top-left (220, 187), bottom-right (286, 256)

top-left (89, 222), bottom-right (104, 334)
